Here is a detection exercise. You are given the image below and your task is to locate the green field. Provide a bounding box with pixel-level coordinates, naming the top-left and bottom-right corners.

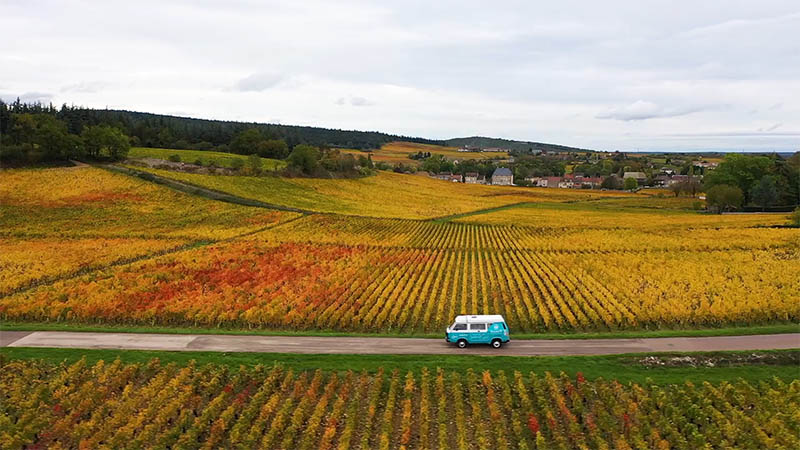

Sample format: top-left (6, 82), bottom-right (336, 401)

top-left (128, 147), bottom-right (286, 170)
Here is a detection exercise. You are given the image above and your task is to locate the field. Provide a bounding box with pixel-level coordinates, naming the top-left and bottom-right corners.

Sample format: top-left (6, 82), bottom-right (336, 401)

top-left (2, 357), bottom-right (798, 449)
top-left (128, 147), bottom-right (286, 170)
top-left (0, 167), bottom-right (300, 297)
top-left (126, 166), bottom-right (639, 219)
top-left (1, 163), bottom-right (798, 335)
top-left (452, 202), bottom-right (789, 229)
top-left (3, 238), bottom-right (795, 332)
top-left (1, 154), bottom-right (798, 450)
top-left (342, 141), bottom-right (509, 166)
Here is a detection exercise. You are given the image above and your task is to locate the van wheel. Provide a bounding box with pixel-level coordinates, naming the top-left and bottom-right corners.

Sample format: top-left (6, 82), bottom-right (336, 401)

top-left (491, 339), bottom-right (502, 349)
top-left (457, 339), bottom-right (468, 349)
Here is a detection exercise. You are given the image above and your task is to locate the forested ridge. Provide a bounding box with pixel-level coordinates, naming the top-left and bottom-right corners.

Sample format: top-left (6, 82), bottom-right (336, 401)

top-left (0, 100), bottom-right (441, 151)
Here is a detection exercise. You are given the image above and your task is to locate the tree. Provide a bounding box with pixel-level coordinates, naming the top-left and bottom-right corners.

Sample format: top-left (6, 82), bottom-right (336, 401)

top-left (230, 128), bottom-right (264, 155)
top-left (287, 144), bottom-right (321, 175)
top-left (247, 154), bottom-right (263, 173)
top-left (750, 175), bottom-right (779, 209)
top-left (230, 157), bottom-right (245, 170)
top-left (790, 207), bottom-right (800, 227)
top-left (706, 184), bottom-right (743, 213)
top-left (256, 139), bottom-right (289, 159)
top-left (81, 125), bottom-right (130, 160)
top-left (669, 182), bottom-right (684, 197)
top-left (623, 177), bottom-right (638, 191)
top-left (601, 175), bottom-right (622, 190)
top-left (35, 115), bottom-right (82, 160)
top-left (9, 113), bottom-right (37, 148)
top-left (704, 154), bottom-right (771, 203)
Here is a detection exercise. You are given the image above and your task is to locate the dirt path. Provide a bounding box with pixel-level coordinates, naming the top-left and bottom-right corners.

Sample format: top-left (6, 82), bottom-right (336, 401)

top-left (3, 331), bottom-right (798, 356)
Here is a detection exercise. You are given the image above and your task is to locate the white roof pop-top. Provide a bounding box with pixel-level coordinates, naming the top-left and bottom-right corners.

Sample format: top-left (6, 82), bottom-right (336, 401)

top-left (452, 315), bottom-right (506, 324)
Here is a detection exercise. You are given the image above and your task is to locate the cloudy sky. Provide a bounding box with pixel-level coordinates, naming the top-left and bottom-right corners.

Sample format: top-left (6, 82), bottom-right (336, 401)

top-left (2, 0), bottom-right (799, 151)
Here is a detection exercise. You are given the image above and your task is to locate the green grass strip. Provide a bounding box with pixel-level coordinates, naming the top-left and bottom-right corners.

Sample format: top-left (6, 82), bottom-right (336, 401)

top-left (2, 347), bottom-right (797, 385)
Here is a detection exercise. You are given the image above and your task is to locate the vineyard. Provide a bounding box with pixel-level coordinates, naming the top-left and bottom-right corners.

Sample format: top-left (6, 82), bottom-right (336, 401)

top-left (2, 238), bottom-right (796, 332)
top-left (129, 166), bottom-right (631, 219)
top-left (340, 141), bottom-right (509, 166)
top-left (0, 167), bottom-right (299, 239)
top-left (2, 357), bottom-right (798, 449)
top-left (452, 202), bottom-right (790, 229)
top-left (263, 214), bottom-right (800, 252)
top-left (0, 165), bottom-right (797, 335)
top-left (0, 236), bottom-right (190, 295)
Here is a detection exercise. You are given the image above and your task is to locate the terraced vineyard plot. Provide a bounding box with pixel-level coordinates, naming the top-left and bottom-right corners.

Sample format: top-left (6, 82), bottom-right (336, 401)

top-left (2, 358), bottom-right (798, 449)
top-left (0, 167), bottom-right (300, 240)
top-left (3, 240), bottom-right (796, 332)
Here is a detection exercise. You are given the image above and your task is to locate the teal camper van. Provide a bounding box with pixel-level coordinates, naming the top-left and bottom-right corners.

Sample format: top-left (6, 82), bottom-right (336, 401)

top-left (445, 315), bottom-right (510, 348)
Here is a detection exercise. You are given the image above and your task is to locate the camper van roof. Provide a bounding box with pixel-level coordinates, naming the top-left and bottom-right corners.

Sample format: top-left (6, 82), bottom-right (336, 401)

top-left (453, 315), bottom-right (505, 324)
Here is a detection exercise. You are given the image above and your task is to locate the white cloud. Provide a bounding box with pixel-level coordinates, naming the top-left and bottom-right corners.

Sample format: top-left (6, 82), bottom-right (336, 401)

top-left (1, 0), bottom-right (798, 151)
top-left (233, 72), bottom-right (284, 92)
top-left (596, 100), bottom-right (720, 121)
top-left (0, 91), bottom-right (53, 103)
top-left (61, 81), bottom-right (109, 93)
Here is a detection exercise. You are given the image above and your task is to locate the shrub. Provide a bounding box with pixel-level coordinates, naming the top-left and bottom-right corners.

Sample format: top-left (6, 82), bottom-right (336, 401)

top-left (168, 154), bottom-right (181, 163)
top-left (790, 207), bottom-right (800, 227)
top-left (706, 184), bottom-right (743, 213)
top-left (230, 158), bottom-right (245, 170)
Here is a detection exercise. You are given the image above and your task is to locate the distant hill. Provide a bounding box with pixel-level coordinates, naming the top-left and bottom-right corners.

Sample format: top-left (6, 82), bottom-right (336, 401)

top-left (2, 100), bottom-right (597, 153)
top-left (0, 100), bottom-right (443, 150)
top-left (445, 136), bottom-right (595, 153)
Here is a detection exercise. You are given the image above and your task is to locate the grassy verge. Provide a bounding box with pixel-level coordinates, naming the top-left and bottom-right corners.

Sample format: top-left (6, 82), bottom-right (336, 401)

top-left (2, 321), bottom-right (798, 340)
top-left (2, 347), bottom-right (797, 385)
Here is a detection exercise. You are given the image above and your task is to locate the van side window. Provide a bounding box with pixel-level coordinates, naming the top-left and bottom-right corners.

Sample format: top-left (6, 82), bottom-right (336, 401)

top-left (470, 323), bottom-right (486, 331)
top-left (452, 324), bottom-right (467, 331)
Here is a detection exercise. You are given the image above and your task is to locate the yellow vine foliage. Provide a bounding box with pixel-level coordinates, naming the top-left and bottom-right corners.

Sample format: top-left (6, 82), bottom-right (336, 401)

top-left (2, 359), bottom-right (797, 449)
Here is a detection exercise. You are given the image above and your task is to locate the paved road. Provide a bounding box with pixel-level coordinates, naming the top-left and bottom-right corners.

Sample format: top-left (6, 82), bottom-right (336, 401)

top-left (3, 331), bottom-right (799, 356)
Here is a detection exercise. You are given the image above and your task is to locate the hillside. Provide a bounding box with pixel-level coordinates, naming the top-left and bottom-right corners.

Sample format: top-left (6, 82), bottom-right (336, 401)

top-left (2, 161), bottom-right (796, 334)
top-left (0, 100), bottom-right (443, 151)
top-left (446, 136), bottom-right (596, 153)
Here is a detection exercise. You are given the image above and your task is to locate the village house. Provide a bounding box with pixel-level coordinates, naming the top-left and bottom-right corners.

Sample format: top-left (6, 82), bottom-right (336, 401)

top-left (449, 173), bottom-right (463, 183)
top-left (526, 175), bottom-right (604, 189)
top-left (464, 172), bottom-right (479, 183)
top-left (435, 172), bottom-right (452, 181)
top-left (623, 171), bottom-right (647, 184)
top-left (541, 176), bottom-right (562, 188)
top-left (491, 167), bottom-right (514, 185)
top-left (693, 161), bottom-right (718, 169)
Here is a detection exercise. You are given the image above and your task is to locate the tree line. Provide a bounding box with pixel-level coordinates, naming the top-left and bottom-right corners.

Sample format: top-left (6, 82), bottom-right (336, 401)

top-left (0, 99), bottom-right (440, 156)
top-left (704, 153), bottom-right (799, 212)
top-left (1, 111), bottom-right (131, 165)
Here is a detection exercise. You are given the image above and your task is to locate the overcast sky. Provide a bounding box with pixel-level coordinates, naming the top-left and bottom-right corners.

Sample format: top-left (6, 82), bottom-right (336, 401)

top-left (2, 0), bottom-right (799, 152)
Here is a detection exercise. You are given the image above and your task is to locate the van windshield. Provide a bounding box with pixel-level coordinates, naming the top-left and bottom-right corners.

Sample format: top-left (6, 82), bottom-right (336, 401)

top-left (451, 323), bottom-right (467, 331)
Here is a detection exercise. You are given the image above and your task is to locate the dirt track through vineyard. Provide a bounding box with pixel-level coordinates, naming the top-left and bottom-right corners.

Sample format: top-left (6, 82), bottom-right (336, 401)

top-left (3, 331), bottom-right (798, 356)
